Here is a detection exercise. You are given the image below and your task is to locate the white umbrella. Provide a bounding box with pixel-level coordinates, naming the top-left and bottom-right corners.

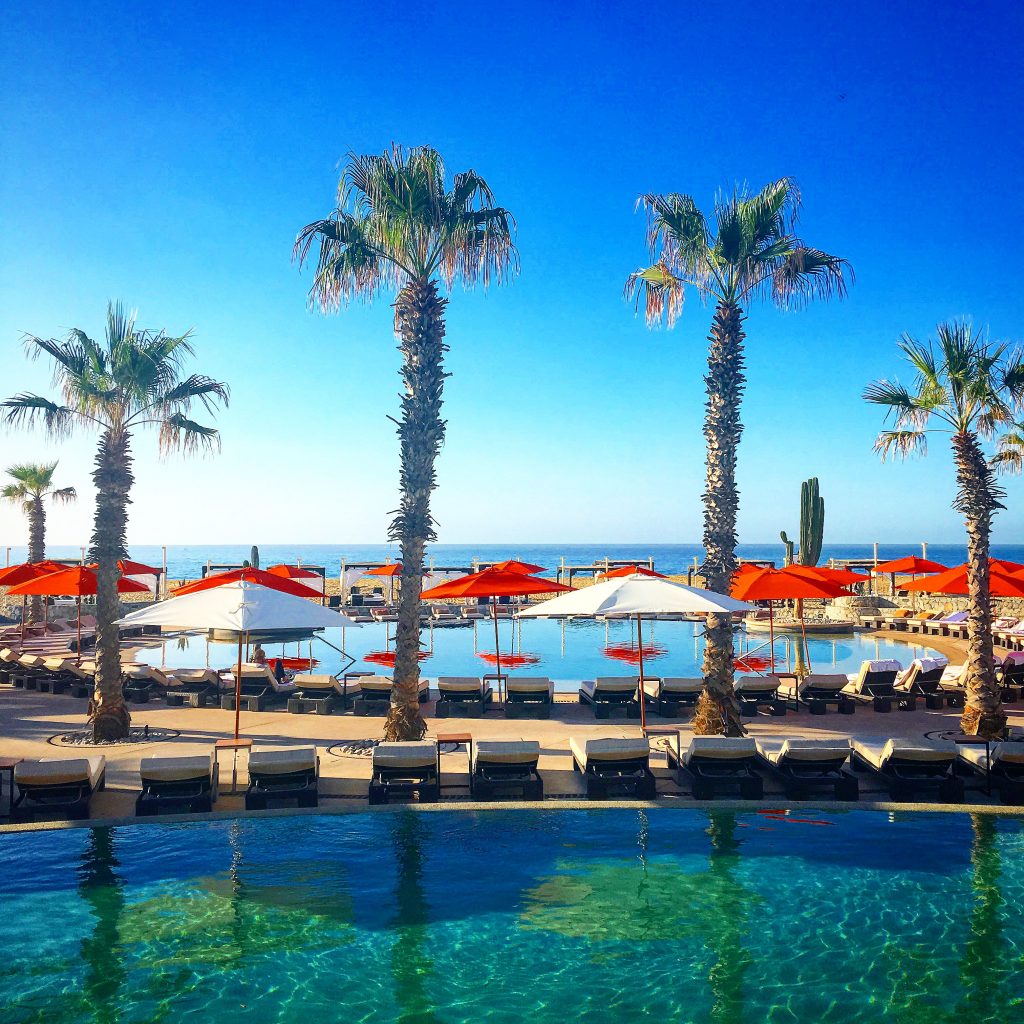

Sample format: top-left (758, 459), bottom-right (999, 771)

top-left (118, 581), bottom-right (360, 738)
top-left (519, 574), bottom-right (752, 728)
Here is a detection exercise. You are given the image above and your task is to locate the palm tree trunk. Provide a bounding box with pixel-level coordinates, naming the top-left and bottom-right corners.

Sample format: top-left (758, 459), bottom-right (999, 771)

top-left (953, 432), bottom-right (1006, 737)
top-left (27, 495), bottom-right (45, 623)
top-left (89, 429), bottom-right (134, 742)
top-left (384, 277), bottom-right (448, 742)
top-left (694, 301), bottom-right (746, 737)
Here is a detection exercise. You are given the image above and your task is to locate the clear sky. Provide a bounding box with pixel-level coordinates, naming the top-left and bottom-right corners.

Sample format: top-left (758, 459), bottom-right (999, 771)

top-left (1, 1), bottom-right (1022, 548)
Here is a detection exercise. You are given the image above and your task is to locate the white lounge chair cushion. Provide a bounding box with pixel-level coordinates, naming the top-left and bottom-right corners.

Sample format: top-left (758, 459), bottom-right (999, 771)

top-left (798, 674), bottom-right (848, 694)
top-left (913, 657), bottom-right (948, 673)
top-left (140, 754), bottom-right (213, 783)
top-left (593, 677), bottom-right (640, 690)
top-left (853, 738), bottom-right (955, 769)
top-left (505, 677), bottom-right (553, 694)
top-left (292, 674), bottom-right (339, 692)
top-left (125, 665), bottom-right (169, 683)
top-left (683, 737), bottom-right (757, 765)
top-left (661, 677), bottom-right (704, 693)
top-left (373, 741), bottom-right (438, 769)
top-left (170, 669), bottom-right (220, 685)
top-left (249, 747), bottom-right (317, 775)
top-left (734, 675), bottom-right (778, 693)
top-left (359, 675), bottom-right (394, 692)
top-left (437, 677), bottom-right (483, 692)
top-left (16, 756), bottom-right (105, 788)
top-left (569, 736), bottom-right (650, 766)
top-left (757, 738), bottom-right (852, 766)
top-left (43, 657), bottom-right (72, 672)
top-left (473, 740), bottom-right (541, 766)
top-left (19, 655), bottom-right (45, 668)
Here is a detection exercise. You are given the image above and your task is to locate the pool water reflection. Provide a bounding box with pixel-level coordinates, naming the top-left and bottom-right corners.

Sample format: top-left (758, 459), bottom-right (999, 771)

top-left (0, 809), bottom-right (1021, 1023)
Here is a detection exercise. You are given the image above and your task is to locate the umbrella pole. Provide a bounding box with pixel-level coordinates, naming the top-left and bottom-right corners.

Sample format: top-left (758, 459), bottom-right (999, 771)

top-left (637, 615), bottom-right (647, 730)
top-left (768, 601), bottom-right (775, 673)
top-left (234, 633), bottom-right (243, 741)
top-left (492, 596), bottom-right (502, 699)
top-left (20, 596), bottom-right (26, 644)
top-left (799, 609), bottom-right (812, 675)
top-left (76, 595), bottom-right (82, 666)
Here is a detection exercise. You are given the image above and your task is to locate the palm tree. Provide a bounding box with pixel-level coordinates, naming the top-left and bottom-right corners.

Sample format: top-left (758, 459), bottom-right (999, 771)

top-left (294, 145), bottom-right (517, 741)
top-left (864, 321), bottom-right (1024, 738)
top-left (2, 302), bottom-right (228, 740)
top-left (1, 461), bottom-right (76, 621)
top-left (626, 179), bottom-right (851, 735)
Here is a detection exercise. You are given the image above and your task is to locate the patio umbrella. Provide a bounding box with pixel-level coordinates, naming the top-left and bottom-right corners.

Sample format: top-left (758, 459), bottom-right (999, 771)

top-left (730, 568), bottom-right (853, 675)
top-left (782, 564), bottom-right (870, 586)
top-left (901, 563), bottom-right (1024, 598)
top-left (8, 566), bottom-right (151, 662)
top-left (118, 559), bottom-right (162, 576)
top-left (173, 567), bottom-right (321, 599)
top-left (872, 555), bottom-right (948, 597)
top-left (118, 580), bottom-right (360, 739)
top-left (422, 568), bottom-right (571, 681)
top-left (601, 565), bottom-right (667, 579)
top-left (365, 563), bottom-right (405, 604)
top-left (266, 564), bottom-right (325, 602)
top-left (519, 575), bottom-right (751, 728)
top-left (0, 560), bottom-right (68, 640)
top-left (489, 559), bottom-right (545, 574)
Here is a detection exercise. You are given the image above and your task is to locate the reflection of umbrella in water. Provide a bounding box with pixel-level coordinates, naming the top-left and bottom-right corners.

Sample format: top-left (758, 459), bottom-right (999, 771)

top-left (364, 650), bottom-right (430, 667)
top-left (476, 651), bottom-right (540, 669)
top-left (603, 641), bottom-right (668, 665)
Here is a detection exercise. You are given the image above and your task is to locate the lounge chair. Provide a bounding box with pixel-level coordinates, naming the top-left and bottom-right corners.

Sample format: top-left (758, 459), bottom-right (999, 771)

top-left (436, 676), bottom-right (493, 717)
top-left (794, 673), bottom-right (856, 714)
top-left (123, 664), bottom-right (173, 703)
top-left (11, 655), bottom-right (47, 689)
top-left (504, 676), bottom-right (554, 719)
top-left (37, 657), bottom-right (93, 696)
top-left (369, 741), bottom-right (439, 804)
top-left (165, 668), bottom-right (222, 707)
top-left (0, 647), bottom-right (20, 683)
top-left (998, 653), bottom-right (1024, 699)
top-left (668, 737), bottom-right (763, 800)
top-left (471, 740), bottom-right (543, 800)
top-left (922, 610), bottom-right (969, 636)
top-left (844, 660), bottom-right (912, 712)
top-left (851, 738), bottom-right (963, 801)
top-left (569, 737), bottom-right (656, 799)
top-left (136, 754), bottom-right (216, 815)
top-left (459, 605), bottom-right (486, 621)
top-left (939, 663), bottom-right (969, 707)
top-left (642, 677), bottom-right (703, 718)
top-left (13, 756), bottom-right (106, 821)
top-left (904, 611), bottom-right (941, 634)
top-left (879, 609), bottom-right (914, 629)
top-left (895, 658), bottom-right (950, 709)
top-left (220, 664), bottom-right (297, 711)
top-left (287, 673), bottom-right (357, 715)
top-left (245, 747), bottom-right (319, 809)
top-left (957, 743), bottom-right (1024, 805)
top-left (578, 677), bottom-right (639, 719)
top-left (355, 675), bottom-right (430, 714)
top-left (756, 738), bottom-right (858, 800)
top-left (734, 675), bottom-right (787, 716)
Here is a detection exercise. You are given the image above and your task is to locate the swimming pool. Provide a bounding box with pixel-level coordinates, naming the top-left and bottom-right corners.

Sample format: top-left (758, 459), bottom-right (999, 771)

top-left (1, 809), bottom-right (1020, 1023)
top-left (135, 620), bottom-right (940, 692)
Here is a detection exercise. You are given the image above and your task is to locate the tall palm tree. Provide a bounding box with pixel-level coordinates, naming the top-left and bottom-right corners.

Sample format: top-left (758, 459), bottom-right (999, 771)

top-left (1, 461), bottom-right (76, 621)
top-left (626, 179), bottom-right (851, 735)
top-left (2, 302), bottom-right (228, 740)
top-left (864, 322), bottom-right (1024, 737)
top-left (294, 145), bottom-right (517, 741)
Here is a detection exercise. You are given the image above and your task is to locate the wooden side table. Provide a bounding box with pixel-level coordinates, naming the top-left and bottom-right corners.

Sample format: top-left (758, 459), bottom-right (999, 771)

top-left (482, 673), bottom-right (508, 703)
top-left (642, 725), bottom-right (682, 773)
top-left (436, 732), bottom-right (474, 795)
top-left (0, 757), bottom-right (23, 820)
top-left (214, 738), bottom-right (253, 795)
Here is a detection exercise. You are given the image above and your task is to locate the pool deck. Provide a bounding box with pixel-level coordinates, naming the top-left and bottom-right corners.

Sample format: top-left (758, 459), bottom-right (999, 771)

top-left (2, 628), bottom-right (1021, 828)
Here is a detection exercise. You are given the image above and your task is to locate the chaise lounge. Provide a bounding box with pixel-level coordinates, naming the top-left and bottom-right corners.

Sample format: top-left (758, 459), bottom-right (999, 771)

top-left (668, 737), bottom-right (763, 800)
top-left (734, 675), bottom-right (787, 717)
top-left (369, 741), bottom-right (440, 804)
top-left (355, 675), bottom-right (430, 714)
top-left (895, 658), bottom-right (949, 709)
top-left (844, 660), bottom-right (912, 712)
top-left (136, 753), bottom-right (216, 815)
top-left (436, 676), bottom-right (492, 717)
top-left (794, 673), bottom-right (857, 714)
top-left (220, 664), bottom-right (297, 711)
top-left (578, 677), bottom-right (639, 719)
top-left (165, 668), bottom-right (222, 707)
top-left (245, 747), bottom-right (319, 809)
top-left (287, 673), bottom-right (358, 715)
top-left (957, 743), bottom-right (1024, 805)
top-left (13, 756), bottom-right (106, 821)
top-left (123, 664), bottom-right (173, 703)
top-left (755, 738), bottom-right (858, 800)
top-left (471, 740), bottom-right (543, 800)
top-left (504, 676), bottom-right (554, 719)
top-left (642, 677), bottom-right (703, 718)
top-left (569, 736), bottom-right (655, 799)
top-left (851, 738), bottom-right (963, 802)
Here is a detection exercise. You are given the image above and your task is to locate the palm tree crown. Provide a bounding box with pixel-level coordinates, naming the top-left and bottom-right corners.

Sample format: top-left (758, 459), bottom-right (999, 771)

top-left (3, 302), bottom-right (229, 452)
top-left (626, 177), bottom-right (852, 322)
top-left (1, 462), bottom-right (76, 513)
top-left (294, 144), bottom-right (518, 312)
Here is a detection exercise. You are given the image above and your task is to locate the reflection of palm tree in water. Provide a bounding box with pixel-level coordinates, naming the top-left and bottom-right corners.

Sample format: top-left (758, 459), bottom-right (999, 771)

top-left (390, 813), bottom-right (440, 1024)
top-left (79, 827), bottom-right (127, 1024)
top-left (955, 813), bottom-right (1011, 1021)
top-left (705, 812), bottom-right (751, 1024)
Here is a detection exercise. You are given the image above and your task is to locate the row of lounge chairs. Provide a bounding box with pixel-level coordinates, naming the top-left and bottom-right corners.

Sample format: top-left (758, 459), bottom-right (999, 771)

top-left (864, 609), bottom-right (1024, 650)
top-left (8, 732), bottom-right (1022, 820)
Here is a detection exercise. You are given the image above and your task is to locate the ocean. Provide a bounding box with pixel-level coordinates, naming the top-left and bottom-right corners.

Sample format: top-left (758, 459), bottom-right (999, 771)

top-left (5, 542), bottom-right (1023, 579)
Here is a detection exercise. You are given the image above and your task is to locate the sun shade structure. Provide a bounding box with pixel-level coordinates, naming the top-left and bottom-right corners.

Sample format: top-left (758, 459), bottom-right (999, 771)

top-left (421, 568), bottom-right (571, 680)
top-left (117, 559), bottom-right (162, 576)
top-left (873, 556), bottom-right (948, 576)
top-left (901, 563), bottom-right (1024, 597)
top-left (519, 574), bottom-right (751, 728)
top-left (601, 565), bottom-right (668, 579)
top-left (781, 564), bottom-right (870, 586)
top-left (173, 567), bottom-right (321, 599)
top-left (118, 580), bottom-right (360, 739)
top-left (730, 568), bottom-right (853, 674)
top-left (489, 559), bottom-right (545, 574)
top-left (9, 566), bottom-right (151, 661)
top-left (0, 561), bottom-right (69, 641)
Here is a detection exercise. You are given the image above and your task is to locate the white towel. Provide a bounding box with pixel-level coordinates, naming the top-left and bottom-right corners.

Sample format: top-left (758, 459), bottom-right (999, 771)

top-left (867, 659), bottom-right (902, 672)
top-left (913, 657), bottom-right (948, 673)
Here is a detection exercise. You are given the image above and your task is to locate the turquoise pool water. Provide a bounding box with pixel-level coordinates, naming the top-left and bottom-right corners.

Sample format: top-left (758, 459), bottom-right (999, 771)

top-left (136, 620), bottom-right (939, 692)
top-left (1, 809), bottom-right (1021, 1023)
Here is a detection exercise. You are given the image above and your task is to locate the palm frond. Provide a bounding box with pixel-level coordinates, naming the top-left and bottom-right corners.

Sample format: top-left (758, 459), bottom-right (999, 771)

top-left (769, 247), bottom-right (852, 308)
top-left (0, 395), bottom-right (76, 438)
top-left (153, 374), bottom-right (230, 418)
top-left (993, 427), bottom-right (1024, 474)
top-left (874, 429), bottom-right (928, 460)
top-left (624, 261), bottom-right (687, 327)
top-left (158, 413), bottom-right (221, 456)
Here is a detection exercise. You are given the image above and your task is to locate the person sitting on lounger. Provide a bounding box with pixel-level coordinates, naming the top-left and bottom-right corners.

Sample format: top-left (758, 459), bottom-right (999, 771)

top-left (251, 644), bottom-right (267, 665)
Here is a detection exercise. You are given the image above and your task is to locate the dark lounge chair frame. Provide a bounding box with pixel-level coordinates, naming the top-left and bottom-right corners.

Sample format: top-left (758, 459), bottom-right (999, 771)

top-left (735, 680), bottom-right (787, 718)
top-left (436, 685), bottom-right (493, 718)
top-left (667, 746), bottom-right (764, 800)
top-left (287, 677), bottom-right (355, 715)
top-left (578, 684), bottom-right (640, 720)
top-left (368, 760), bottom-right (440, 805)
top-left (166, 679), bottom-right (220, 708)
top-left (643, 686), bottom-right (701, 719)
top-left (898, 666), bottom-right (949, 710)
top-left (798, 681), bottom-right (856, 716)
top-left (760, 750), bottom-right (859, 801)
top-left (136, 773), bottom-right (215, 816)
top-left (471, 760), bottom-right (543, 800)
top-left (245, 761), bottom-right (319, 810)
top-left (13, 770), bottom-right (106, 822)
top-left (852, 671), bottom-right (916, 713)
top-left (574, 755), bottom-right (656, 800)
top-left (851, 748), bottom-right (964, 802)
top-left (504, 687), bottom-right (552, 720)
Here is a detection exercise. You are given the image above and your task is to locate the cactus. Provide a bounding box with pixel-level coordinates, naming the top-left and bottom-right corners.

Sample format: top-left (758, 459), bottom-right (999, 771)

top-left (798, 478), bottom-right (825, 566)
top-left (779, 530), bottom-right (795, 567)
top-left (250, 545), bottom-right (260, 570)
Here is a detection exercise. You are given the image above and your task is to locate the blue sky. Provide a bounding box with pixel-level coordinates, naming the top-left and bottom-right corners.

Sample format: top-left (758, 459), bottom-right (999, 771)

top-left (1, 1), bottom-right (1022, 547)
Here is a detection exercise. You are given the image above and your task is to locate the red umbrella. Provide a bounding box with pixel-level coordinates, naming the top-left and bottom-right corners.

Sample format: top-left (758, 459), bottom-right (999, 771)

top-left (490, 559), bottom-right (545, 574)
top-left (0, 561), bottom-right (68, 641)
top-left (782, 564), bottom-right (870, 586)
top-left (873, 556), bottom-right (948, 575)
top-left (118, 559), bottom-right (162, 576)
top-left (9, 566), bottom-right (150, 662)
top-left (601, 565), bottom-right (667, 579)
top-left (266, 564), bottom-right (321, 579)
top-left (421, 568), bottom-right (571, 678)
top-left (365, 563), bottom-right (403, 576)
top-left (902, 563), bottom-right (1024, 597)
top-left (173, 567), bottom-right (321, 599)
top-left (731, 568), bottom-right (853, 672)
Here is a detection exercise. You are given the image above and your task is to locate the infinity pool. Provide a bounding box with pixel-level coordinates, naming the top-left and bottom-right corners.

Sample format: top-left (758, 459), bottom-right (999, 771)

top-left (1, 809), bottom-right (1021, 1023)
top-left (136, 620), bottom-right (940, 691)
